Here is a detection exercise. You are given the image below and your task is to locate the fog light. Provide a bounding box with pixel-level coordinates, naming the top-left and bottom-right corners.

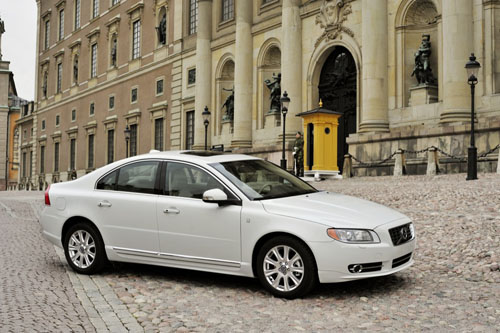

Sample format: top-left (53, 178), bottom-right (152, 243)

top-left (349, 264), bottom-right (363, 273)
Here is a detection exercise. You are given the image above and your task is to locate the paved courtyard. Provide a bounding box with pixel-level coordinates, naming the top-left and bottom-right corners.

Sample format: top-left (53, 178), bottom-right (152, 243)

top-left (0, 173), bottom-right (498, 332)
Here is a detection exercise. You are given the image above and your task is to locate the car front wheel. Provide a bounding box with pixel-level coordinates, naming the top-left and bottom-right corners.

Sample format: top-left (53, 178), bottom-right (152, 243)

top-left (64, 223), bottom-right (106, 274)
top-left (256, 236), bottom-right (317, 299)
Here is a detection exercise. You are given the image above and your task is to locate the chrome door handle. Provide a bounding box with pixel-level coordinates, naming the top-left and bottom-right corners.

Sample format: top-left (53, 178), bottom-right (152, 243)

top-left (98, 201), bottom-right (112, 207)
top-left (163, 208), bottom-right (180, 214)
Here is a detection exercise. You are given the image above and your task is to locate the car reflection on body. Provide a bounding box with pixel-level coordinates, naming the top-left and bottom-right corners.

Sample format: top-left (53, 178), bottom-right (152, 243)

top-left (40, 150), bottom-right (415, 298)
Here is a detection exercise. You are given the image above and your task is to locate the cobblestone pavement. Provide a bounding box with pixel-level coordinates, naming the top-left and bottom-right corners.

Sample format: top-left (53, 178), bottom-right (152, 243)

top-left (1, 174), bottom-right (499, 332)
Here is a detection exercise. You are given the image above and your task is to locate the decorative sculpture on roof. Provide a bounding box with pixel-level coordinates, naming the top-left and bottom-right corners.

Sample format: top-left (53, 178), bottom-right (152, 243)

top-left (315, 0), bottom-right (354, 47)
top-left (411, 34), bottom-right (436, 85)
top-left (0, 17), bottom-right (5, 60)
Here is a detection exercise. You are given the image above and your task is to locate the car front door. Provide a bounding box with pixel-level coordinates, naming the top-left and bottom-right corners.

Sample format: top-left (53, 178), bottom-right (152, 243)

top-left (93, 160), bottom-right (161, 254)
top-left (156, 161), bottom-right (242, 266)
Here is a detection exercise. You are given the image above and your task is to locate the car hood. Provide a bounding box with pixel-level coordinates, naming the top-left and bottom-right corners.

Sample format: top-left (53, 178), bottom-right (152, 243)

top-left (261, 191), bottom-right (408, 229)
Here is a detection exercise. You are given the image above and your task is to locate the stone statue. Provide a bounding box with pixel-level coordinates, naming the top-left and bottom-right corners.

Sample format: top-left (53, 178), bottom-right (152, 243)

top-left (111, 36), bottom-right (117, 67)
top-left (42, 72), bottom-right (48, 98)
top-left (264, 72), bottom-right (281, 113)
top-left (73, 56), bottom-right (79, 82)
top-left (221, 87), bottom-right (234, 122)
top-left (0, 17), bottom-right (4, 60)
top-left (411, 34), bottom-right (436, 85)
top-left (156, 13), bottom-right (167, 45)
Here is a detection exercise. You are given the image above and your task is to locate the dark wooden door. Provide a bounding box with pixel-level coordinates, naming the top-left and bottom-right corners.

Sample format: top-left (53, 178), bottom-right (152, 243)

top-left (318, 47), bottom-right (357, 173)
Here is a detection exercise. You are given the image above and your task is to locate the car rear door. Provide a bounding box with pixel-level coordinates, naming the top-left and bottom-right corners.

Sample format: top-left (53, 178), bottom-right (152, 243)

top-left (93, 160), bottom-right (161, 254)
top-left (156, 161), bottom-right (242, 266)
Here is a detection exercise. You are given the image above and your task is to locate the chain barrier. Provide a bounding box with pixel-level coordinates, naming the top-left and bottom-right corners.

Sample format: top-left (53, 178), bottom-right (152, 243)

top-left (349, 143), bottom-right (500, 166)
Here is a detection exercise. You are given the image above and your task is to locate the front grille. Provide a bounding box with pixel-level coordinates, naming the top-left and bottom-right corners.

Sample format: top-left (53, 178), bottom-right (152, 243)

top-left (389, 223), bottom-right (414, 246)
top-left (392, 252), bottom-right (412, 268)
top-left (348, 261), bottom-right (383, 273)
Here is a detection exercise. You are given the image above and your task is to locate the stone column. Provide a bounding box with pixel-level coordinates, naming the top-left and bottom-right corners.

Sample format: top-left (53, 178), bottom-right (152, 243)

top-left (231, 0), bottom-right (253, 148)
top-left (281, 0), bottom-right (302, 132)
top-left (193, 0), bottom-right (212, 149)
top-left (359, 0), bottom-right (389, 133)
top-left (440, 0), bottom-right (474, 123)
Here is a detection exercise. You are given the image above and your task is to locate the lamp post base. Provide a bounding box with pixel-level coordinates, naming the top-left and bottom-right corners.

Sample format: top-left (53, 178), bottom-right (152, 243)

top-left (466, 146), bottom-right (477, 181)
top-left (280, 159), bottom-right (287, 170)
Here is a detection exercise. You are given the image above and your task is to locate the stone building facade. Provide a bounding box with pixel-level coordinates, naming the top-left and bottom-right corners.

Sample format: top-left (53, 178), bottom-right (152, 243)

top-left (21, 0), bottom-right (500, 188)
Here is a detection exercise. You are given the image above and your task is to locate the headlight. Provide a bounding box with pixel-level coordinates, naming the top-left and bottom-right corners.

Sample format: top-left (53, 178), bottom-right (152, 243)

top-left (327, 228), bottom-right (380, 244)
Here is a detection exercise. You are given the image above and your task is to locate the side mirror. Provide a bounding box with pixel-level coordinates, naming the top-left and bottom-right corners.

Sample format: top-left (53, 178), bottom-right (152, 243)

top-left (202, 188), bottom-right (241, 206)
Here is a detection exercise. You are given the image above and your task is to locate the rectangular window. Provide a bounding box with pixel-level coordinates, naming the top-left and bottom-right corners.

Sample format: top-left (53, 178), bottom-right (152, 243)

top-left (109, 96), bottom-right (115, 109)
top-left (132, 20), bottom-right (141, 59)
top-left (57, 63), bottom-right (62, 93)
top-left (131, 87), bottom-right (138, 103)
top-left (186, 111), bottom-right (194, 150)
top-left (71, 109), bottom-right (76, 121)
top-left (41, 119), bottom-right (46, 130)
top-left (58, 9), bottom-right (64, 41)
top-left (188, 68), bottom-right (196, 85)
top-left (70, 138), bottom-right (76, 170)
top-left (222, 0), bottom-right (234, 22)
top-left (189, 0), bottom-right (198, 35)
top-left (90, 102), bottom-right (95, 116)
top-left (88, 134), bottom-right (94, 169)
top-left (55, 114), bottom-right (60, 126)
top-left (40, 146), bottom-right (45, 174)
top-left (74, 0), bottom-right (81, 29)
top-left (22, 152), bottom-right (27, 178)
top-left (44, 20), bottom-right (50, 50)
top-left (107, 129), bottom-right (114, 163)
top-left (91, 43), bottom-right (98, 78)
top-left (156, 79), bottom-right (164, 95)
top-left (29, 151), bottom-right (33, 177)
top-left (54, 142), bottom-right (60, 172)
top-left (92, 0), bottom-right (99, 18)
top-left (130, 124), bottom-right (137, 157)
top-left (154, 118), bottom-right (164, 151)
top-left (111, 0), bottom-right (120, 6)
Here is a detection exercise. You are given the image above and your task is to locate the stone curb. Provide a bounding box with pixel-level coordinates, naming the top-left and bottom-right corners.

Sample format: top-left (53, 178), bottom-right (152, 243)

top-left (54, 247), bottom-right (144, 333)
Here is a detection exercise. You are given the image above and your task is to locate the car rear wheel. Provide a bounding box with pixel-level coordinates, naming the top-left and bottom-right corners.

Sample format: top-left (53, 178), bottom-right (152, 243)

top-left (64, 222), bottom-right (106, 274)
top-left (256, 236), bottom-right (317, 299)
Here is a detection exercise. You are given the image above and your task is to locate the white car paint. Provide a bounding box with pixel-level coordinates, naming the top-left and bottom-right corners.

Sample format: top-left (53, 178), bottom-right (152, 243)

top-left (40, 151), bottom-right (416, 286)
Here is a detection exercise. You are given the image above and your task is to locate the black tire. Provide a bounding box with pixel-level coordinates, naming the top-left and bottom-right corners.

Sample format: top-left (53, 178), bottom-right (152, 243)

top-left (63, 222), bottom-right (107, 274)
top-left (256, 236), bottom-right (317, 299)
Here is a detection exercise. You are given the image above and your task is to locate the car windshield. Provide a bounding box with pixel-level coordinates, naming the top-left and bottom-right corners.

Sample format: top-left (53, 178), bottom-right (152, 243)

top-left (211, 159), bottom-right (317, 200)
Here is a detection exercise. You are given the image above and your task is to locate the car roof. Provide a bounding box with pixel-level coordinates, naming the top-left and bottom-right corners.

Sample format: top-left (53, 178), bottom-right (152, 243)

top-left (134, 150), bottom-right (260, 165)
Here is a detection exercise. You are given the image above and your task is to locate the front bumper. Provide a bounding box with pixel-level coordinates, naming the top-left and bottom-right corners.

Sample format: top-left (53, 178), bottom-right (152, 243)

top-left (309, 220), bottom-right (416, 283)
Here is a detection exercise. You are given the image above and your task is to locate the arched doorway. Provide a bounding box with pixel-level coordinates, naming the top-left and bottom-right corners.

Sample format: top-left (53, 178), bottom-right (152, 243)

top-left (318, 46), bottom-right (357, 173)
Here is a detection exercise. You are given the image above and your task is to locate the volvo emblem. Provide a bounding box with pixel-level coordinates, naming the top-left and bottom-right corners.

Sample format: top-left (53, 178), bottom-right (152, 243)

top-left (400, 227), bottom-right (409, 241)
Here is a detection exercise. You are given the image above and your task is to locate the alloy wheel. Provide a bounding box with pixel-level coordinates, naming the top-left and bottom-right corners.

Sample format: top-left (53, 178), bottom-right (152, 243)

top-left (263, 245), bottom-right (304, 292)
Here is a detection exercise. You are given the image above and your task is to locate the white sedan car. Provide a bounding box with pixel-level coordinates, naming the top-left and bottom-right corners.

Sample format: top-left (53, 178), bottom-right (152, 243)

top-left (41, 151), bottom-right (415, 298)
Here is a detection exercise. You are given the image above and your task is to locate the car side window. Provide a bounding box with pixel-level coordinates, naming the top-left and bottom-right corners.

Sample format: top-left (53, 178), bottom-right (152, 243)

top-left (115, 161), bottom-right (160, 194)
top-left (96, 170), bottom-right (118, 190)
top-left (164, 162), bottom-right (231, 199)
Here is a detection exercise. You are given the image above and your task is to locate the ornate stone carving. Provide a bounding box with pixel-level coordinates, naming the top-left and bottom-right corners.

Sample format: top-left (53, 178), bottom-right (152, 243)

top-left (315, 0), bottom-right (354, 46)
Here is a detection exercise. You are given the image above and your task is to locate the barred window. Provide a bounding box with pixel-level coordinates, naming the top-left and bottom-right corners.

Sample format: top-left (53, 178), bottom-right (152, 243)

top-left (92, 0), bottom-right (100, 18)
top-left (40, 146), bottom-right (45, 174)
top-left (57, 63), bottom-right (62, 93)
top-left (89, 102), bottom-right (95, 116)
top-left (58, 9), bottom-right (64, 40)
top-left (130, 124), bottom-right (137, 157)
top-left (74, 0), bottom-right (81, 29)
top-left (88, 134), bottom-right (94, 169)
top-left (107, 129), bottom-right (114, 164)
top-left (54, 142), bottom-right (60, 172)
top-left (186, 111), bottom-right (194, 150)
top-left (109, 96), bottom-right (115, 109)
top-left (44, 20), bottom-right (50, 50)
top-left (222, 0), bottom-right (234, 22)
top-left (91, 43), bottom-right (97, 78)
top-left (188, 68), bottom-right (196, 85)
top-left (189, 0), bottom-right (198, 35)
top-left (156, 79), bottom-right (164, 95)
top-left (132, 20), bottom-right (141, 59)
top-left (70, 138), bottom-right (76, 170)
top-left (131, 87), bottom-right (138, 103)
top-left (154, 118), bottom-right (164, 151)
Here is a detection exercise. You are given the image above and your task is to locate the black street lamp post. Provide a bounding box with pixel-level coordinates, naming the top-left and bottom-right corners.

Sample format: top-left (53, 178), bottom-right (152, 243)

top-left (280, 91), bottom-right (290, 170)
top-left (202, 106), bottom-right (211, 151)
top-left (465, 53), bottom-right (480, 181)
top-left (124, 125), bottom-right (131, 158)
